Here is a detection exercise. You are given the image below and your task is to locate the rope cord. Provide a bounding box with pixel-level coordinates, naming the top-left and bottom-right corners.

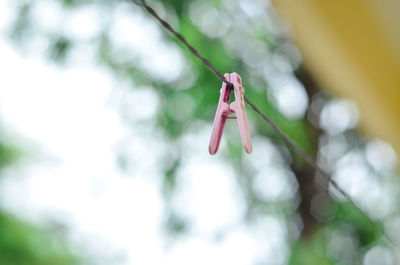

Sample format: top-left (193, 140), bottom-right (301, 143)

top-left (132, 0), bottom-right (384, 232)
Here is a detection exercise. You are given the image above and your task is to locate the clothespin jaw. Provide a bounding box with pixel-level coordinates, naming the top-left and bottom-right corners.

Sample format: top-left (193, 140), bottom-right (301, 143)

top-left (209, 73), bottom-right (252, 155)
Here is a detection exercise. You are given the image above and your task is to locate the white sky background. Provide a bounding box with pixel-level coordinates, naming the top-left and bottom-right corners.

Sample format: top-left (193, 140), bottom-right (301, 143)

top-left (0, 1), bottom-right (289, 265)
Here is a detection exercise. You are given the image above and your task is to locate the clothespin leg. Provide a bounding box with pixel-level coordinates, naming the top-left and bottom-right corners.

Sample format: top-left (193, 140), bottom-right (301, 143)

top-left (234, 102), bottom-right (252, 154)
top-left (209, 73), bottom-right (233, 155)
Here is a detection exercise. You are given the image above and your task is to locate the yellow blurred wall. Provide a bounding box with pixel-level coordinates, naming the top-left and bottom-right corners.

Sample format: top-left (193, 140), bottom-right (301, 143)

top-left (272, 0), bottom-right (400, 154)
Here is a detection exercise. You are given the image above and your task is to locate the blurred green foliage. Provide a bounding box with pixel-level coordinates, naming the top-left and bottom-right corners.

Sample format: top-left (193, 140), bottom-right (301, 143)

top-left (0, 140), bottom-right (78, 265)
top-left (0, 212), bottom-right (77, 265)
top-left (0, 143), bottom-right (20, 171)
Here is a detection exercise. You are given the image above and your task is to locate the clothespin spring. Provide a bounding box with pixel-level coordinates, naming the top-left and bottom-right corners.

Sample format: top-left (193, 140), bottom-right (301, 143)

top-left (222, 115), bottom-right (237, 119)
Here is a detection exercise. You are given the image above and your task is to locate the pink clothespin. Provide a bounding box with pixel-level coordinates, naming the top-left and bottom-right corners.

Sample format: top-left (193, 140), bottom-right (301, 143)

top-left (209, 73), bottom-right (252, 155)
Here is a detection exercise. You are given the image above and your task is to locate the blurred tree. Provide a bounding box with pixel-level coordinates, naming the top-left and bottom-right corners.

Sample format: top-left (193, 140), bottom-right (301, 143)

top-left (4, 0), bottom-right (399, 264)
